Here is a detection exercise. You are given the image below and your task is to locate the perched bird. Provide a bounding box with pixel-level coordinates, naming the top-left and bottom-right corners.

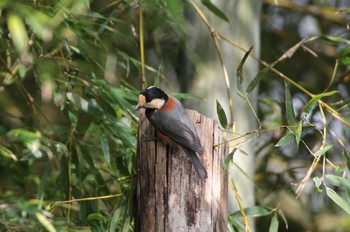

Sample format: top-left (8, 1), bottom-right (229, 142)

top-left (135, 86), bottom-right (207, 179)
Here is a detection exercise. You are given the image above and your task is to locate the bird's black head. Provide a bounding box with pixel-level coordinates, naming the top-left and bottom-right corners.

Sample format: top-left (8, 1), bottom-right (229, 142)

top-left (135, 86), bottom-right (169, 110)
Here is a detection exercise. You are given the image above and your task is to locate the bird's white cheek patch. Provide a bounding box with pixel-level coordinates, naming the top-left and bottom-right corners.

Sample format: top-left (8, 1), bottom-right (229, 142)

top-left (146, 98), bottom-right (165, 109)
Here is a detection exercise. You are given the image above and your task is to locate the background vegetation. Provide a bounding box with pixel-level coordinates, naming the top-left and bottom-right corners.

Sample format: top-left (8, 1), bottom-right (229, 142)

top-left (0, 0), bottom-right (349, 231)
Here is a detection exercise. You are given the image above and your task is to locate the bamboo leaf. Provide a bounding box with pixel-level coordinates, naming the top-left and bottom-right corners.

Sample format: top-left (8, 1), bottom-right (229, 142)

top-left (339, 46), bottom-right (350, 57)
top-left (35, 212), bottom-right (56, 232)
top-left (284, 81), bottom-right (297, 125)
top-left (66, 92), bottom-right (89, 112)
top-left (201, 0), bottom-right (229, 22)
top-left (313, 176), bottom-right (323, 192)
top-left (100, 133), bottom-right (110, 165)
top-left (237, 45), bottom-right (254, 85)
top-left (246, 66), bottom-right (271, 93)
top-left (314, 145), bottom-right (334, 157)
top-left (236, 46), bottom-right (254, 99)
top-left (269, 213), bottom-right (279, 232)
top-left (303, 91), bottom-right (338, 114)
top-left (110, 207), bottom-right (122, 232)
top-left (326, 175), bottom-right (350, 190)
top-left (275, 133), bottom-right (294, 147)
top-left (222, 148), bottom-right (237, 171)
top-left (326, 187), bottom-right (350, 214)
top-left (320, 35), bottom-right (350, 44)
top-left (216, 100), bottom-right (228, 129)
top-left (278, 209), bottom-right (289, 230)
top-left (294, 120), bottom-right (303, 147)
top-left (230, 206), bottom-right (274, 218)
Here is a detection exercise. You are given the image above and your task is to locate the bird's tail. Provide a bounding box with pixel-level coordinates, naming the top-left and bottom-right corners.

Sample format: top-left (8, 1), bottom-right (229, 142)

top-left (184, 148), bottom-right (207, 179)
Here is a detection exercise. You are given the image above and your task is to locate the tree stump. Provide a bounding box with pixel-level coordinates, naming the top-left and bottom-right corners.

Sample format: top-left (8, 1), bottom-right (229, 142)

top-left (135, 109), bottom-right (228, 232)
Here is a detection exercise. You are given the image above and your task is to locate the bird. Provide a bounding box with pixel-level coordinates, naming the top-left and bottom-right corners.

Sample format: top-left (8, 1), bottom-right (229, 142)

top-left (135, 86), bottom-right (207, 179)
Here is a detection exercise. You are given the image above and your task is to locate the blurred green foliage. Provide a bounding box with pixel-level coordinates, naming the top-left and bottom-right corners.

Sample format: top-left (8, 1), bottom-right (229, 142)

top-left (0, 0), bottom-right (141, 231)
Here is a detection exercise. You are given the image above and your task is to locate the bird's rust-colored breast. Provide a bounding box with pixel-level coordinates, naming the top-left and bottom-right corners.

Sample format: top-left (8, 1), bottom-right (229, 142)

top-left (159, 96), bottom-right (176, 112)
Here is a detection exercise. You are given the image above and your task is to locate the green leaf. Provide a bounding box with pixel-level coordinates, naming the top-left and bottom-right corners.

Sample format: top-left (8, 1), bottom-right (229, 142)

top-left (275, 133), bottom-right (294, 147)
top-left (278, 209), bottom-right (288, 230)
top-left (66, 92), bottom-right (89, 112)
top-left (326, 187), bottom-right (350, 214)
top-left (326, 175), bottom-right (350, 190)
top-left (314, 145), bottom-right (334, 157)
top-left (339, 46), bottom-right (350, 57)
top-left (313, 176), bottom-right (323, 192)
top-left (230, 206), bottom-right (273, 218)
top-left (216, 100), bottom-right (228, 129)
top-left (100, 133), bottom-right (110, 165)
top-left (284, 81), bottom-right (297, 125)
top-left (246, 66), bottom-right (271, 93)
top-left (110, 207), bottom-right (122, 232)
top-left (294, 120), bottom-right (303, 147)
top-left (68, 111), bottom-right (78, 126)
top-left (344, 150), bottom-right (350, 171)
top-left (121, 216), bottom-right (131, 232)
top-left (222, 148), bottom-right (237, 171)
top-left (303, 91), bottom-right (338, 114)
top-left (233, 162), bottom-right (256, 185)
top-left (87, 213), bottom-right (107, 221)
top-left (236, 46), bottom-right (254, 99)
top-left (201, 0), bottom-right (229, 22)
top-left (320, 35), bottom-right (350, 44)
top-left (269, 213), bottom-right (279, 232)
top-left (339, 56), bottom-right (350, 66)
top-left (237, 45), bottom-right (254, 85)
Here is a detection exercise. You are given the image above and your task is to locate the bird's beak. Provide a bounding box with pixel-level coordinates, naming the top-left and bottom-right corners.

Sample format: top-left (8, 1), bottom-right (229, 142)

top-left (134, 103), bottom-right (143, 111)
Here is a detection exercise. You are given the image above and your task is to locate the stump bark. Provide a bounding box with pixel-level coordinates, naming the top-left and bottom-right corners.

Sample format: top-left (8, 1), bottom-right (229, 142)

top-left (135, 109), bottom-right (228, 232)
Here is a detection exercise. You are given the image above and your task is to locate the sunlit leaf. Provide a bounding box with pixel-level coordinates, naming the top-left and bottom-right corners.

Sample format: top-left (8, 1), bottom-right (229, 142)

top-left (35, 212), bottom-right (56, 232)
top-left (0, 146), bottom-right (17, 160)
top-left (303, 91), bottom-right (338, 114)
top-left (269, 213), bottom-right (279, 232)
top-left (7, 13), bottom-right (29, 54)
top-left (326, 187), bottom-right (350, 214)
top-left (320, 35), bottom-right (350, 43)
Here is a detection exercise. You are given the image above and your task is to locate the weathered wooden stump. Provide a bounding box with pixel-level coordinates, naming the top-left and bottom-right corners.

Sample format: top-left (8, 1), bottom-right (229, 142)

top-left (135, 109), bottom-right (228, 232)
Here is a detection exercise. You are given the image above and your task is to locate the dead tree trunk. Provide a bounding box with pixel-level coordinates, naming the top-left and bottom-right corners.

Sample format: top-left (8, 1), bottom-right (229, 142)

top-left (135, 109), bottom-right (228, 232)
